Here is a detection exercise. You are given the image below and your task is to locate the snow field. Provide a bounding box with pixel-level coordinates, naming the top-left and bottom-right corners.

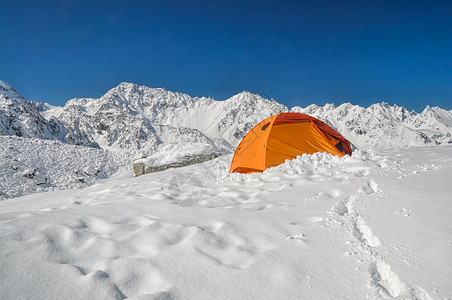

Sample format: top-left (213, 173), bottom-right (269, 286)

top-left (0, 136), bottom-right (134, 199)
top-left (0, 146), bottom-right (451, 299)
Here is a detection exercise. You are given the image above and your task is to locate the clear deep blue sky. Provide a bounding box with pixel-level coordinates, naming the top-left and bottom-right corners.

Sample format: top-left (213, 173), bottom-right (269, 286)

top-left (1, 0), bottom-right (451, 111)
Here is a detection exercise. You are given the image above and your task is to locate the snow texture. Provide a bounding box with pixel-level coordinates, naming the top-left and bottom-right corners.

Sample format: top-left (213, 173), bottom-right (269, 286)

top-left (0, 136), bottom-right (133, 199)
top-left (1, 80), bottom-right (452, 299)
top-left (132, 142), bottom-right (225, 175)
top-left (0, 145), bottom-right (451, 299)
top-left (134, 142), bottom-right (224, 167)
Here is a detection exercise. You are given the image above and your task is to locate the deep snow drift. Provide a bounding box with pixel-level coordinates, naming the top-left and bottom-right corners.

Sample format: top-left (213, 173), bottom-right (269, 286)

top-left (1, 145), bottom-right (451, 299)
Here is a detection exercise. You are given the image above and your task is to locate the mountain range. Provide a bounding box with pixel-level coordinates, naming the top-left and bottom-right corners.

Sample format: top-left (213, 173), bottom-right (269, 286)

top-left (1, 80), bottom-right (451, 154)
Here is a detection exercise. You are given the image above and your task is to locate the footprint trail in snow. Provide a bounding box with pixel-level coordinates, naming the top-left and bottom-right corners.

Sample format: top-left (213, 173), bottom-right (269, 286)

top-left (0, 146), bottom-right (451, 299)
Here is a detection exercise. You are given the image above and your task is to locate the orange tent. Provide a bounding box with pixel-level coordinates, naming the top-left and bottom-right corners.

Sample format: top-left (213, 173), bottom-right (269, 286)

top-left (230, 112), bottom-right (352, 173)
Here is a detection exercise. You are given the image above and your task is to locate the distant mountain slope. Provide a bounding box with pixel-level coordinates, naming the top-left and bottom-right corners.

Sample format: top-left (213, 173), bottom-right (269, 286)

top-left (56, 82), bottom-right (287, 153)
top-left (0, 81), bottom-right (98, 147)
top-left (1, 80), bottom-right (451, 151)
top-left (0, 81), bottom-right (65, 141)
top-left (291, 102), bottom-right (452, 149)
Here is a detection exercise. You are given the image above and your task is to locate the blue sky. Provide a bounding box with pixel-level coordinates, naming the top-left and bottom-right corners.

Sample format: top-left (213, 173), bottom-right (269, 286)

top-left (1, 0), bottom-right (451, 111)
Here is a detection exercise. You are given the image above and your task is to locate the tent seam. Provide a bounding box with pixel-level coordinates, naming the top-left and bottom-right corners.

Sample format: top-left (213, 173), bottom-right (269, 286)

top-left (310, 121), bottom-right (343, 157)
top-left (264, 117), bottom-right (277, 169)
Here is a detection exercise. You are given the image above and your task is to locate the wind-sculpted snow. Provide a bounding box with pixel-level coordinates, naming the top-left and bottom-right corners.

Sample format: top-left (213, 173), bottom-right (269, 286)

top-left (0, 136), bottom-right (133, 200)
top-left (1, 145), bottom-right (451, 299)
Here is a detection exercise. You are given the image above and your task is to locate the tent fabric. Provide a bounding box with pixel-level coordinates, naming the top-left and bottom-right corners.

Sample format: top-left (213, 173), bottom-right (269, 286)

top-left (230, 112), bottom-right (352, 173)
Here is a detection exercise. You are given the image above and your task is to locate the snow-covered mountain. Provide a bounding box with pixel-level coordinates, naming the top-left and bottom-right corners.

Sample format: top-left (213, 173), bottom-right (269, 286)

top-left (0, 81), bottom-right (65, 141)
top-left (56, 83), bottom-right (287, 153)
top-left (1, 80), bottom-right (451, 152)
top-left (292, 102), bottom-right (452, 149)
top-left (0, 81), bottom-right (98, 147)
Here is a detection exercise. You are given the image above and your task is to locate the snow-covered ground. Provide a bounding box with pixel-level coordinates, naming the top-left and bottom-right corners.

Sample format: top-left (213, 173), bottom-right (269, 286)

top-left (0, 136), bottom-right (134, 200)
top-left (1, 145), bottom-right (451, 299)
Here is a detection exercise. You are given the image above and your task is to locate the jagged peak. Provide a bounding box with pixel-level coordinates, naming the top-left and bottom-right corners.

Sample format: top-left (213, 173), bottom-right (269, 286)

top-left (418, 105), bottom-right (451, 116)
top-left (369, 101), bottom-right (390, 110)
top-left (335, 102), bottom-right (360, 112)
top-left (106, 82), bottom-right (203, 104)
top-left (228, 91), bottom-right (274, 103)
top-left (118, 81), bottom-right (138, 87)
top-left (0, 80), bottom-right (11, 89)
top-left (322, 103), bottom-right (337, 110)
top-left (0, 80), bottom-right (25, 100)
top-left (337, 102), bottom-right (355, 107)
top-left (233, 90), bottom-right (258, 97)
top-left (107, 82), bottom-right (138, 94)
top-left (64, 97), bottom-right (97, 107)
top-left (304, 103), bottom-right (320, 109)
top-left (422, 105), bottom-right (432, 113)
top-left (106, 82), bottom-right (166, 94)
top-left (367, 102), bottom-right (402, 115)
top-left (369, 101), bottom-right (408, 111)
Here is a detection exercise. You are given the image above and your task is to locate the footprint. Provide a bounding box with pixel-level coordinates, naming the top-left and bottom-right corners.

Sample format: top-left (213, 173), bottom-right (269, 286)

top-left (362, 179), bottom-right (378, 194)
top-left (369, 261), bottom-right (403, 297)
top-left (354, 216), bottom-right (381, 247)
top-left (368, 261), bottom-right (432, 299)
top-left (335, 201), bottom-right (349, 216)
top-left (395, 208), bottom-right (412, 217)
top-left (286, 233), bottom-right (306, 241)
